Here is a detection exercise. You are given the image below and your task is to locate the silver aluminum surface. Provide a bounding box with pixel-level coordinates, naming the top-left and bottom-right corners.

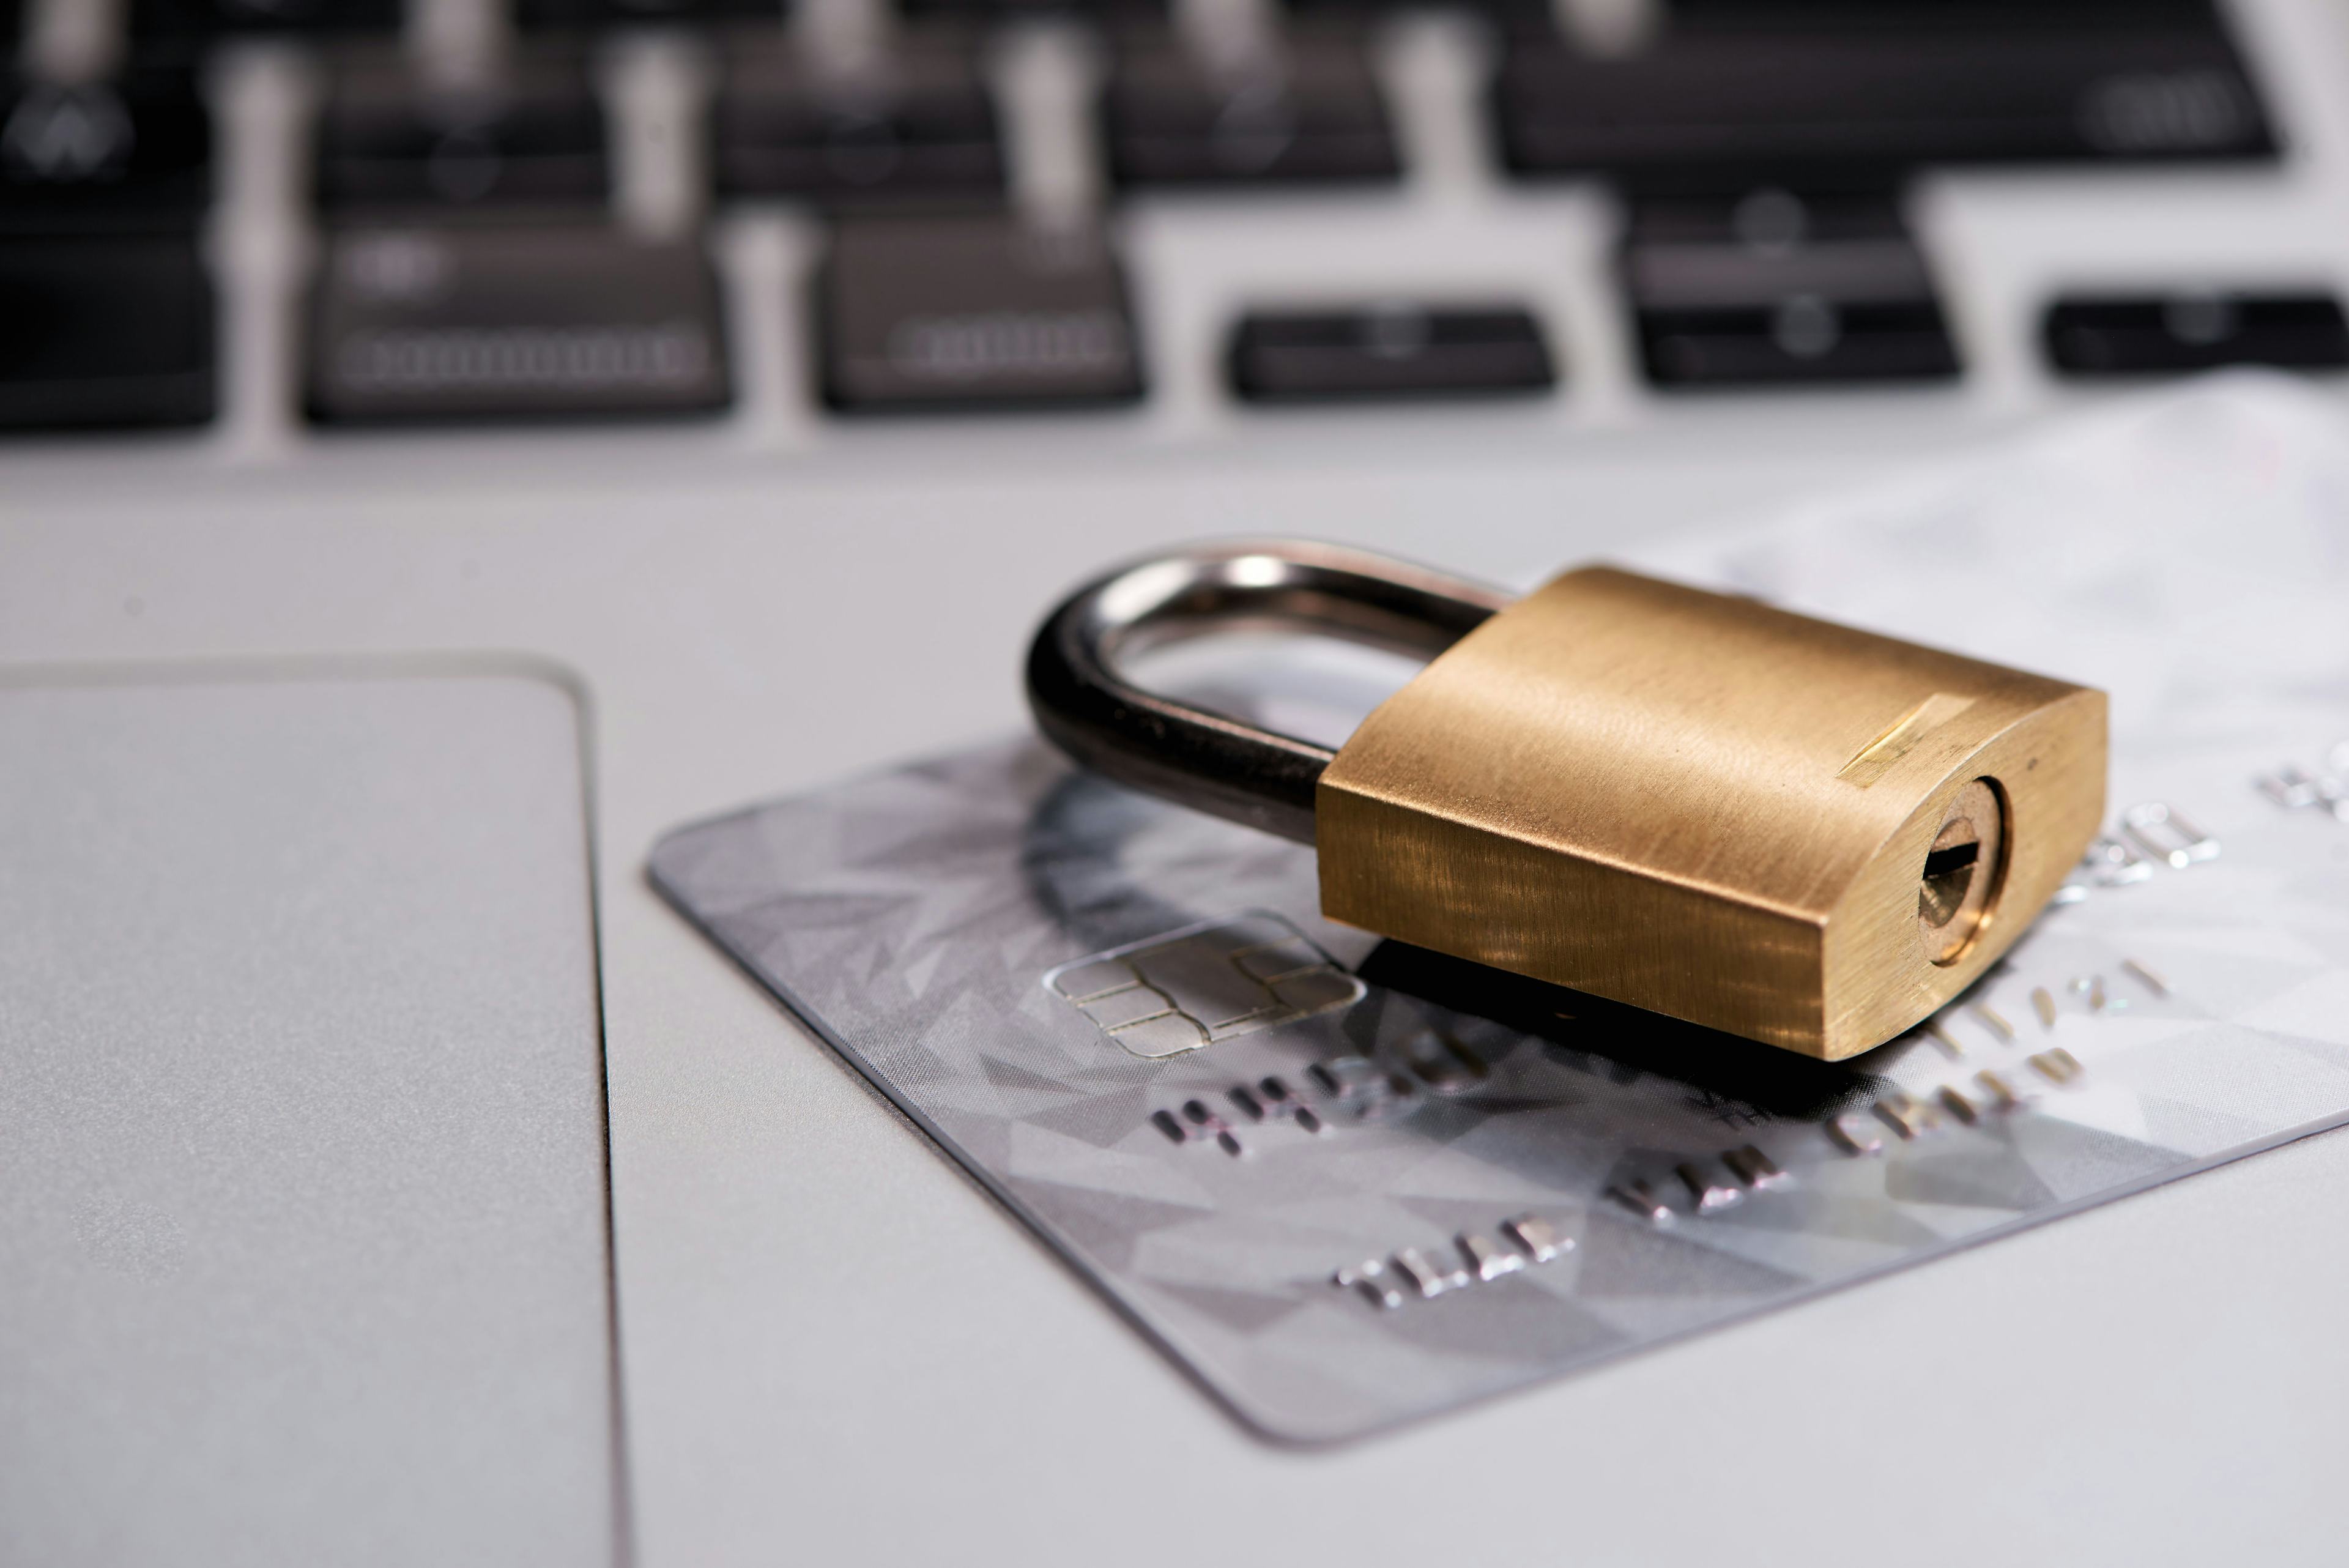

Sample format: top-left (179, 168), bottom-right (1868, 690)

top-left (651, 389), bottom-right (2349, 1444)
top-left (0, 668), bottom-right (620, 1565)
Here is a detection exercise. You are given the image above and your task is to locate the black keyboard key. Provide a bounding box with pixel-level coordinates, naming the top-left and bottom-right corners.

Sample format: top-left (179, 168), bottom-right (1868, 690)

top-left (1229, 303), bottom-right (1554, 402)
top-left (2044, 292), bottom-right (2349, 376)
top-left (715, 46), bottom-right (1003, 206)
top-left (131, 0), bottom-right (400, 40)
top-left (899, 0), bottom-right (1162, 20)
top-left (306, 226), bottom-right (731, 423)
top-left (1497, 29), bottom-right (2274, 188)
top-left (1105, 40), bottom-right (1398, 188)
top-left (1638, 295), bottom-right (1958, 385)
top-left (818, 213), bottom-right (1143, 412)
top-left (1628, 184), bottom-right (1915, 246)
top-left (1625, 190), bottom-right (1960, 386)
top-left (0, 72), bottom-right (210, 234)
top-left (1664, 0), bottom-right (2227, 33)
top-left (316, 56), bottom-right (610, 215)
top-left (1283, 0), bottom-right (1549, 30)
top-left (0, 235), bottom-right (214, 431)
top-left (516, 0), bottom-right (781, 28)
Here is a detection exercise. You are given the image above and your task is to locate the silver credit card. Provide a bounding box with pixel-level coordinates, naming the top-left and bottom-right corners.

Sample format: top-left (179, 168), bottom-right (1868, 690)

top-left (651, 383), bottom-right (2349, 1444)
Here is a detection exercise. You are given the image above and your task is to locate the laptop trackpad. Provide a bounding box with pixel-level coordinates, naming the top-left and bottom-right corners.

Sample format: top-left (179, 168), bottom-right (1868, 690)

top-left (0, 671), bottom-right (617, 1567)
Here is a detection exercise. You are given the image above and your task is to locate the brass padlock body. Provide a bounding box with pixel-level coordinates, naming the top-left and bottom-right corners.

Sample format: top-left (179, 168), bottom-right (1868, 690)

top-left (1316, 567), bottom-right (2107, 1059)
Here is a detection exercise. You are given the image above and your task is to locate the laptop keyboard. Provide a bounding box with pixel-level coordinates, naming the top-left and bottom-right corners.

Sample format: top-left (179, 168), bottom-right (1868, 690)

top-left (0, 0), bottom-right (2336, 438)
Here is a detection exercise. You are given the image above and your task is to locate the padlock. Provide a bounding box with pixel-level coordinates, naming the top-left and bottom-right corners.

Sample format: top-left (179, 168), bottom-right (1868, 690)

top-left (1026, 541), bottom-right (2106, 1060)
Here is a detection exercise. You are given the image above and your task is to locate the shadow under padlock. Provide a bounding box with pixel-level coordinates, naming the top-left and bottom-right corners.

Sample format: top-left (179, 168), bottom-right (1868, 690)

top-left (1355, 940), bottom-right (1888, 1124)
top-left (1017, 752), bottom-right (1891, 1125)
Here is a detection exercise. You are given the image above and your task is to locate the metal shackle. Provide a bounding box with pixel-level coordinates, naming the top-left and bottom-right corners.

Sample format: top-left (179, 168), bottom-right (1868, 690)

top-left (1023, 541), bottom-right (1513, 845)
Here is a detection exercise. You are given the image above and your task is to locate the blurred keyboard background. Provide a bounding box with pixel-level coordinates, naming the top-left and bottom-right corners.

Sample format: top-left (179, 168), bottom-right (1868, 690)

top-left (3, 0), bottom-right (2347, 452)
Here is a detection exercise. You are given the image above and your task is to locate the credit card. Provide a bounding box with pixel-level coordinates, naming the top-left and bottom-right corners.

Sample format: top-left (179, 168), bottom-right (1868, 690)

top-left (651, 382), bottom-right (2349, 1443)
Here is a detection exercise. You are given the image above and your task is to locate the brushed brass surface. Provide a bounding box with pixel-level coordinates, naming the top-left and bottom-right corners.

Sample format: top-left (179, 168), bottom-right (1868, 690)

top-left (1838, 692), bottom-right (1976, 786)
top-left (1316, 567), bottom-right (2106, 1060)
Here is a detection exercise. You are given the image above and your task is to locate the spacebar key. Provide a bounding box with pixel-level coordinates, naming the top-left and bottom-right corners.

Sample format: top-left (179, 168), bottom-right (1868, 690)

top-left (306, 226), bottom-right (730, 425)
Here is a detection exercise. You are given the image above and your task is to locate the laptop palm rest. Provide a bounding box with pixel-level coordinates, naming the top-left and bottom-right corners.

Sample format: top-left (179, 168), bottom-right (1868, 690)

top-left (0, 669), bottom-right (618, 1568)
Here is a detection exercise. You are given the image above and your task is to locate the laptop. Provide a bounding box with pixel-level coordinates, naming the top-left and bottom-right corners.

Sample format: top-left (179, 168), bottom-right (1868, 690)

top-left (6, 0), bottom-right (2348, 1559)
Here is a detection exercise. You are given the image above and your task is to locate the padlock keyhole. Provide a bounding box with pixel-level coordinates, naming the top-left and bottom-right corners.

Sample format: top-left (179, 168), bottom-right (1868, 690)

top-left (1919, 778), bottom-right (2006, 965)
